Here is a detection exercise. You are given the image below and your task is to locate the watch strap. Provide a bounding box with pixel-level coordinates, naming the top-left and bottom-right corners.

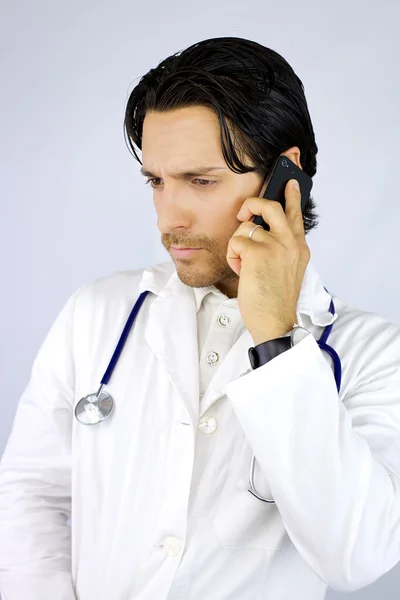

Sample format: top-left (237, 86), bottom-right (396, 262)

top-left (248, 336), bottom-right (292, 369)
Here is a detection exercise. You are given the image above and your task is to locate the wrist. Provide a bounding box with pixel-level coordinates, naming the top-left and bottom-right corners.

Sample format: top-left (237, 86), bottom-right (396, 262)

top-left (251, 324), bottom-right (294, 347)
top-left (248, 325), bottom-right (310, 369)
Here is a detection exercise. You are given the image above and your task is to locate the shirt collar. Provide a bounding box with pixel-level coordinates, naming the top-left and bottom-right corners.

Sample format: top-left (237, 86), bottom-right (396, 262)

top-left (192, 284), bottom-right (234, 313)
top-left (138, 259), bottom-right (337, 327)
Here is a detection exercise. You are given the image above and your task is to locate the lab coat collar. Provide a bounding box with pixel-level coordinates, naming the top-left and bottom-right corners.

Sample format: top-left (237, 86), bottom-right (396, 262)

top-left (296, 261), bottom-right (338, 327)
top-left (137, 259), bottom-right (337, 422)
top-left (139, 258), bottom-right (338, 328)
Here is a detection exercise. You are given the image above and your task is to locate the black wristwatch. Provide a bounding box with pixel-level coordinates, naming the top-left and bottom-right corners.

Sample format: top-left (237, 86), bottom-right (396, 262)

top-left (248, 326), bottom-right (310, 369)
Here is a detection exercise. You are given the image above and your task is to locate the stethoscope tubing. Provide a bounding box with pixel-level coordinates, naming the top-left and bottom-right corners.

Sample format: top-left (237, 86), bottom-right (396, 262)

top-left (101, 290), bottom-right (150, 386)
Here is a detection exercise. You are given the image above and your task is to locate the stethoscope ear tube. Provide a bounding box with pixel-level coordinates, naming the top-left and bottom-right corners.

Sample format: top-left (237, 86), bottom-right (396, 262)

top-left (248, 453), bottom-right (275, 503)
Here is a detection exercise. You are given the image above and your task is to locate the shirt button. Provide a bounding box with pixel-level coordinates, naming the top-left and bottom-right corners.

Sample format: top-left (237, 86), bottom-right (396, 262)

top-left (217, 314), bottom-right (230, 327)
top-left (163, 536), bottom-right (183, 557)
top-left (206, 351), bottom-right (219, 365)
top-left (198, 415), bottom-right (218, 434)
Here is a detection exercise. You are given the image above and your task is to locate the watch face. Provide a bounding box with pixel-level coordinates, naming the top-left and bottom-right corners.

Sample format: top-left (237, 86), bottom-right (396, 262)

top-left (291, 326), bottom-right (310, 346)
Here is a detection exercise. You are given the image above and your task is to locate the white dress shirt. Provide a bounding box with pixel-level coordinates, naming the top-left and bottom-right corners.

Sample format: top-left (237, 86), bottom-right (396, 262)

top-left (194, 284), bottom-right (245, 401)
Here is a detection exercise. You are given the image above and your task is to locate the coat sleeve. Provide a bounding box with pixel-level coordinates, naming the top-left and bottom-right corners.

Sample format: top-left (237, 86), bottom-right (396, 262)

top-left (225, 323), bottom-right (400, 593)
top-left (0, 289), bottom-right (82, 600)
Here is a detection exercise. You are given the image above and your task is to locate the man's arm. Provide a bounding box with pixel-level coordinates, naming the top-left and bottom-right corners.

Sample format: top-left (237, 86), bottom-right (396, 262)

top-left (0, 290), bottom-right (81, 600)
top-left (225, 322), bottom-right (400, 593)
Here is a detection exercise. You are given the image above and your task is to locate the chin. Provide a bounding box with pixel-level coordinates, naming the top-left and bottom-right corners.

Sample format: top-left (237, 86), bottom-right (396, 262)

top-left (173, 253), bottom-right (236, 291)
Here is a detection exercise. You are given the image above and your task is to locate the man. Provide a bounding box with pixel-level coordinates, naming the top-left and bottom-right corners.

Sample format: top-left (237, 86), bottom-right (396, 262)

top-left (1, 36), bottom-right (400, 600)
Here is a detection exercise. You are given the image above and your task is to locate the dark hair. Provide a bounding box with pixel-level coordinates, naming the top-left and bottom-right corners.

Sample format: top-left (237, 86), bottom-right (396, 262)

top-left (124, 36), bottom-right (319, 233)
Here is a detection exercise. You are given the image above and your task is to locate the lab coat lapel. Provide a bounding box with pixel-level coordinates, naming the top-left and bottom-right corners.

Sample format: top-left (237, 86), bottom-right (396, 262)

top-left (138, 263), bottom-right (201, 427)
top-left (199, 330), bottom-right (254, 416)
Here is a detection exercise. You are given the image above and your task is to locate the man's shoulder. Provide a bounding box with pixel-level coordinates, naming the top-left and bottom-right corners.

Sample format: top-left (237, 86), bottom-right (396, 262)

top-left (73, 260), bottom-right (175, 307)
top-left (330, 293), bottom-right (400, 370)
top-left (333, 293), bottom-right (399, 335)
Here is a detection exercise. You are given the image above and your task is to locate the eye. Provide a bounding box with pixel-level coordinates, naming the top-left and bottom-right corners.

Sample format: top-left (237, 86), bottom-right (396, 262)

top-left (144, 178), bottom-right (161, 188)
top-left (144, 178), bottom-right (216, 188)
top-left (195, 179), bottom-right (215, 186)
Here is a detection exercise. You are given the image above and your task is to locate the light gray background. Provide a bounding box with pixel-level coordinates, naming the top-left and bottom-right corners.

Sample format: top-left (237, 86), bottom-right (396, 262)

top-left (1, 0), bottom-right (399, 597)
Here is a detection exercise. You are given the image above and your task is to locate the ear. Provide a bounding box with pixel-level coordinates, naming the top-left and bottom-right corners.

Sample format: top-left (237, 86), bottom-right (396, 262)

top-left (281, 146), bottom-right (302, 171)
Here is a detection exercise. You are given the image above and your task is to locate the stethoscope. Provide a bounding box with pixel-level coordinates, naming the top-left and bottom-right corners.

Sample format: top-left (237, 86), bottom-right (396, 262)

top-left (74, 290), bottom-right (150, 426)
top-left (74, 288), bottom-right (342, 504)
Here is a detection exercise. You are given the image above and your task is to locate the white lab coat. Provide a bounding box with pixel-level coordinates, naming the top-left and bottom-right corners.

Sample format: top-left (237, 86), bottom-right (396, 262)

top-left (1, 259), bottom-right (400, 600)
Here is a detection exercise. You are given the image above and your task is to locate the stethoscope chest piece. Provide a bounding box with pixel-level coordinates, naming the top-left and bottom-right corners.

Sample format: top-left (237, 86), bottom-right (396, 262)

top-left (75, 384), bottom-right (114, 425)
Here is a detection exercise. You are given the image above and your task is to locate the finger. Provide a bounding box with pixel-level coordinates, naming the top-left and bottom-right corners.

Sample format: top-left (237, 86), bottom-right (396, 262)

top-left (231, 220), bottom-right (270, 243)
top-left (227, 221), bottom-right (273, 272)
top-left (237, 197), bottom-right (291, 236)
top-left (226, 230), bottom-right (266, 275)
top-left (284, 179), bottom-right (305, 238)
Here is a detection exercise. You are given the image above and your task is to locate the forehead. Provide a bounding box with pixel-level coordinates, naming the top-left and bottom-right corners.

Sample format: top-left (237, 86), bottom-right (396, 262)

top-left (141, 106), bottom-right (223, 166)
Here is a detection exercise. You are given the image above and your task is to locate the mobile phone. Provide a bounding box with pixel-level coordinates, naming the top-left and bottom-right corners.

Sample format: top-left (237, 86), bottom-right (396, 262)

top-left (251, 155), bottom-right (313, 232)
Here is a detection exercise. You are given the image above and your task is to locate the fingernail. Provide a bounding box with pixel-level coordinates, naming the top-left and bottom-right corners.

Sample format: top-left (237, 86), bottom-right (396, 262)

top-left (293, 179), bottom-right (300, 191)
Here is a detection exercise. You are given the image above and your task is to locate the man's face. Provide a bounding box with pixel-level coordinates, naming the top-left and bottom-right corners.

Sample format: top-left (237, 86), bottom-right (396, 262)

top-left (141, 106), bottom-right (264, 298)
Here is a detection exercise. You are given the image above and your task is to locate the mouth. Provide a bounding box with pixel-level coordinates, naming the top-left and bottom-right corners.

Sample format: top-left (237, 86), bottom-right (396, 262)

top-left (170, 247), bottom-right (203, 258)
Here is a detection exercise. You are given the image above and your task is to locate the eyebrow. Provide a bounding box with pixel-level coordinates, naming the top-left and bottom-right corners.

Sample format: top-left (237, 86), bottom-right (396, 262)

top-left (140, 166), bottom-right (227, 178)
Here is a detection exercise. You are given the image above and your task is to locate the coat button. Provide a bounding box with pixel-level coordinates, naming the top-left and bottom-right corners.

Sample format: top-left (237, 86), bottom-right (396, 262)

top-left (197, 415), bottom-right (218, 434)
top-left (163, 536), bottom-right (182, 557)
top-left (206, 351), bottom-right (219, 365)
top-left (217, 314), bottom-right (230, 327)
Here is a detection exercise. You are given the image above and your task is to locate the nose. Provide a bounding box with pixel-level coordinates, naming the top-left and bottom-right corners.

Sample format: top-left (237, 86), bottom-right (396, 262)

top-left (155, 185), bottom-right (194, 234)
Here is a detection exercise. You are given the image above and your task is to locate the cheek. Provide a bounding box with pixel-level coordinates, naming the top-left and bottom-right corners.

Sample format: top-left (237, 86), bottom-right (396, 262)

top-left (207, 207), bottom-right (239, 235)
top-left (211, 214), bottom-right (242, 250)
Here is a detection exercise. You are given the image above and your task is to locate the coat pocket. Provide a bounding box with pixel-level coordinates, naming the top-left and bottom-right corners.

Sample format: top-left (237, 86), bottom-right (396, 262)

top-left (212, 429), bottom-right (286, 551)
